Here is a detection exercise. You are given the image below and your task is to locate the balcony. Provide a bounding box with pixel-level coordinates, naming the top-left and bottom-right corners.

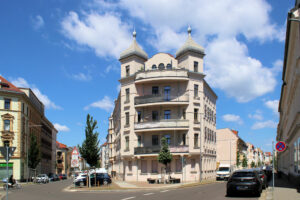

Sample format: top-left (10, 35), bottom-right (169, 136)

top-left (135, 94), bottom-right (189, 107)
top-left (134, 145), bottom-right (189, 155)
top-left (134, 119), bottom-right (189, 132)
top-left (135, 69), bottom-right (189, 84)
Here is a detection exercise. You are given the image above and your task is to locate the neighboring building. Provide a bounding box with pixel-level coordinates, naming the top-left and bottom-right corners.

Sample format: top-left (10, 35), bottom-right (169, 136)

top-left (0, 76), bottom-right (57, 180)
top-left (108, 27), bottom-right (218, 182)
top-left (246, 143), bottom-right (255, 168)
top-left (216, 129), bottom-right (247, 169)
top-left (264, 152), bottom-right (272, 165)
top-left (56, 141), bottom-right (71, 175)
top-left (277, 1), bottom-right (300, 185)
top-left (100, 142), bottom-right (108, 169)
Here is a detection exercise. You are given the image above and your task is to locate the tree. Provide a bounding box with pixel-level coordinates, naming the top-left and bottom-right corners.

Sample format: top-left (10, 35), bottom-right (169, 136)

top-left (28, 134), bottom-right (40, 170)
top-left (242, 154), bottom-right (248, 168)
top-left (251, 161), bottom-right (255, 168)
top-left (79, 114), bottom-right (100, 167)
top-left (158, 137), bottom-right (172, 174)
top-left (236, 151), bottom-right (241, 168)
top-left (257, 159), bottom-right (262, 167)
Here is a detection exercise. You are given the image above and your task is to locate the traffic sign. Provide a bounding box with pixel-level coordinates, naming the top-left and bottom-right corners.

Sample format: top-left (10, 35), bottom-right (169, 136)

top-left (0, 147), bottom-right (16, 161)
top-left (275, 141), bottom-right (286, 152)
top-left (71, 147), bottom-right (79, 168)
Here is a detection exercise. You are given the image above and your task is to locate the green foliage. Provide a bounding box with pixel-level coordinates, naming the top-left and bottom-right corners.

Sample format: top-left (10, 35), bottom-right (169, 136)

top-left (257, 159), bottom-right (262, 167)
top-left (242, 154), bottom-right (248, 168)
top-left (28, 134), bottom-right (40, 169)
top-left (79, 114), bottom-right (100, 167)
top-left (236, 151), bottom-right (241, 167)
top-left (251, 161), bottom-right (255, 168)
top-left (158, 137), bottom-right (172, 169)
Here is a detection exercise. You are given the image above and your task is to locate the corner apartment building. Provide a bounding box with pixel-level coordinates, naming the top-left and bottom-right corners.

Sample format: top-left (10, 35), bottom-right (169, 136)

top-left (216, 129), bottom-right (247, 169)
top-left (277, 1), bottom-right (300, 184)
top-left (0, 76), bottom-right (57, 180)
top-left (108, 27), bottom-right (217, 182)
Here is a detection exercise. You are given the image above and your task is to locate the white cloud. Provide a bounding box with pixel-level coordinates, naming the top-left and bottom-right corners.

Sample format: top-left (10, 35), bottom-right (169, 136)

top-left (222, 114), bottom-right (243, 125)
top-left (251, 120), bottom-right (277, 129)
top-left (105, 65), bottom-right (120, 73)
top-left (11, 77), bottom-right (61, 110)
top-left (71, 72), bottom-right (92, 81)
top-left (31, 15), bottom-right (45, 30)
top-left (84, 96), bottom-right (114, 112)
top-left (265, 100), bottom-right (279, 114)
top-left (249, 110), bottom-right (263, 120)
top-left (271, 59), bottom-right (283, 74)
top-left (54, 123), bottom-right (70, 132)
top-left (61, 11), bottom-right (132, 58)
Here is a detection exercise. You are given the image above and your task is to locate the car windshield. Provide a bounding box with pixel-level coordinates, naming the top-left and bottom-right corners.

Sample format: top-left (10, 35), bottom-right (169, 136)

top-left (232, 172), bottom-right (255, 177)
top-left (218, 167), bottom-right (229, 171)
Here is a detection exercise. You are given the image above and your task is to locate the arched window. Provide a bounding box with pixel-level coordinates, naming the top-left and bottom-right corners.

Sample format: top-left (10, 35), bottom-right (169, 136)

top-left (152, 64), bottom-right (157, 70)
top-left (158, 63), bottom-right (165, 70)
top-left (166, 63), bottom-right (172, 69)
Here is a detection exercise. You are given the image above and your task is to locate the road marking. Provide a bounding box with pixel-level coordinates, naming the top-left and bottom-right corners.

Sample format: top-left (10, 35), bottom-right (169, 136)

top-left (160, 190), bottom-right (169, 193)
top-left (121, 197), bottom-right (136, 200)
top-left (143, 193), bottom-right (154, 196)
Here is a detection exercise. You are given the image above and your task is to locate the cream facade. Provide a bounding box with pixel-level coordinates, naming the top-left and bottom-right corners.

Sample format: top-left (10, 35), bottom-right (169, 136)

top-left (0, 76), bottom-right (57, 181)
top-left (277, 1), bottom-right (300, 185)
top-left (108, 28), bottom-right (217, 182)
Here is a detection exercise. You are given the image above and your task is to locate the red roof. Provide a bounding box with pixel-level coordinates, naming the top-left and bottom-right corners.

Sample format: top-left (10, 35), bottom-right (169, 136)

top-left (0, 76), bottom-right (24, 93)
top-left (265, 152), bottom-right (271, 156)
top-left (56, 141), bottom-right (67, 149)
top-left (231, 130), bottom-right (238, 135)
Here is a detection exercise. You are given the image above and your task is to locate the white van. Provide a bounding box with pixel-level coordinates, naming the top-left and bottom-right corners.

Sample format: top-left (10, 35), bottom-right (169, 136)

top-left (216, 164), bottom-right (234, 180)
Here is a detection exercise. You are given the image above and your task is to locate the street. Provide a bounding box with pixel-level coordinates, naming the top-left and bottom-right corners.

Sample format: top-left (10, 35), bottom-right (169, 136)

top-left (4, 180), bottom-right (259, 200)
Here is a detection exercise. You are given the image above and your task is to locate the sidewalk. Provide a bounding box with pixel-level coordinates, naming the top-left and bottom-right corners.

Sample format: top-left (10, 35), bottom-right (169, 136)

top-left (260, 176), bottom-right (300, 200)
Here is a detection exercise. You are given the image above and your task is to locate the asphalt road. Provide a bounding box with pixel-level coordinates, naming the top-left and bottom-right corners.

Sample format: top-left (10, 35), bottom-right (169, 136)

top-left (4, 180), bottom-right (259, 200)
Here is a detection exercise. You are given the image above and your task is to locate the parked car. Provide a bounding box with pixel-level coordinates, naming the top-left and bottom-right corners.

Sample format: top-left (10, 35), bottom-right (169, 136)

top-left (216, 164), bottom-right (234, 181)
top-left (74, 173), bottom-right (112, 187)
top-left (58, 174), bottom-right (63, 180)
top-left (62, 174), bottom-right (67, 179)
top-left (255, 168), bottom-right (268, 189)
top-left (74, 173), bottom-right (87, 182)
top-left (226, 169), bottom-right (262, 197)
top-left (35, 174), bottom-right (49, 184)
top-left (48, 173), bottom-right (60, 182)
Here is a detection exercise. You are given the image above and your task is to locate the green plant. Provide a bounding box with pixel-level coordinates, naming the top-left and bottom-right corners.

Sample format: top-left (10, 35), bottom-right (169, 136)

top-left (158, 137), bottom-right (172, 173)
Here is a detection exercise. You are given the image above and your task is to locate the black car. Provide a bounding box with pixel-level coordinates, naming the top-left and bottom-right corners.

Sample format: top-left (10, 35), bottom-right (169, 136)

top-left (48, 173), bottom-right (60, 182)
top-left (227, 169), bottom-right (262, 197)
top-left (255, 168), bottom-right (268, 189)
top-left (75, 173), bottom-right (111, 187)
top-left (62, 174), bottom-right (67, 180)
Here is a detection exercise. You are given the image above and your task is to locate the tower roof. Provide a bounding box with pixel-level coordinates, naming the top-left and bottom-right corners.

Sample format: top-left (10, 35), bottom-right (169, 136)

top-left (175, 26), bottom-right (205, 58)
top-left (119, 30), bottom-right (148, 60)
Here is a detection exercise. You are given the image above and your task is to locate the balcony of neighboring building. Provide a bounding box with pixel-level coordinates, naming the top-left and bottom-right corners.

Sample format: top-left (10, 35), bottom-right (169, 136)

top-left (135, 93), bottom-right (189, 107)
top-left (135, 68), bottom-right (189, 84)
top-left (135, 118), bottom-right (189, 132)
top-left (134, 145), bottom-right (189, 155)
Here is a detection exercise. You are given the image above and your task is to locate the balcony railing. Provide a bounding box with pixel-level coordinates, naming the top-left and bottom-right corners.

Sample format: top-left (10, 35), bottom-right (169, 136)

top-left (135, 69), bottom-right (188, 81)
top-left (134, 145), bottom-right (189, 155)
top-left (135, 94), bottom-right (189, 105)
top-left (134, 119), bottom-right (189, 130)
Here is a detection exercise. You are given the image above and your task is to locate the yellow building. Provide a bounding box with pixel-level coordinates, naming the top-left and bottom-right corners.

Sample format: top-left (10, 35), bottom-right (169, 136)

top-left (0, 76), bottom-right (57, 181)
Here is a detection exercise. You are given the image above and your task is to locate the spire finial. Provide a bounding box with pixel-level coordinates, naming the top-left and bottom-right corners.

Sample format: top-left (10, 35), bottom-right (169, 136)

top-left (133, 27), bottom-right (136, 39)
top-left (188, 25), bottom-right (192, 36)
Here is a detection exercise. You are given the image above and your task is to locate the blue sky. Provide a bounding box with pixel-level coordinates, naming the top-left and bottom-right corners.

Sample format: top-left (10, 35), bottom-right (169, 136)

top-left (0, 0), bottom-right (295, 152)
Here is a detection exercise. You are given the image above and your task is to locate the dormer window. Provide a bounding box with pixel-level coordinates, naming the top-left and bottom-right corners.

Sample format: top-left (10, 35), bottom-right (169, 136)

top-left (126, 65), bottom-right (130, 77)
top-left (152, 65), bottom-right (157, 70)
top-left (166, 64), bottom-right (172, 70)
top-left (158, 63), bottom-right (165, 70)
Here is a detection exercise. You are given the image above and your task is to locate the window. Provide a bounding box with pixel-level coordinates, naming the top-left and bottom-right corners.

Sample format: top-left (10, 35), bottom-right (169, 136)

top-left (176, 159), bottom-right (182, 172)
top-left (194, 61), bottom-right (198, 72)
top-left (194, 109), bottom-right (198, 121)
top-left (125, 88), bottom-right (130, 102)
top-left (125, 112), bottom-right (129, 125)
top-left (4, 120), bottom-right (10, 131)
top-left (141, 160), bottom-right (147, 173)
top-left (126, 65), bottom-right (130, 77)
top-left (158, 63), bottom-right (165, 70)
top-left (164, 110), bottom-right (171, 119)
top-left (164, 86), bottom-right (171, 101)
top-left (152, 111), bottom-right (159, 121)
top-left (182, 109), bottom-right (186, 120)
top-left (191, 159), bottom-right (195, 169)
top-left (152, 86), bottom-right (159, 95)
top-left (152, 135), bottom-right (159, 146)
top-left (125, 136), bottom-right (129, 151)
top-left (128, 161), bottom-right (132, 172)
top-left (164, 134), bottom-right (171, 145)
top-left (22, 103), bottom-right (24, 113)
top-left (138, 135), bottom-right (142, 147)
top-left (151, 160), bottom-right (158, 173)
top-left (4, 99), bottom-right (11, 110)
top-left (182, 133), bottom-right (186, 145)
top-left (3, 141), bottom-right (9, 147)
top-left (166, 63), bottom-right (172, 69)
top-left (152, 64), bottom-right (157, 70)
top-left (194, 84), bottom-right (198, 97)
top-left (137, 111), bottom-right (142, 123)
top-left (194, 134), bottom-right (199, 148)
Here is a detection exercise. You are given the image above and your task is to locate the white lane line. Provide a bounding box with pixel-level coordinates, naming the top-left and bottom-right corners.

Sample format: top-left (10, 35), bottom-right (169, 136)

top-left (143, 193), bottom-right (154, 196)
top-left (121, 197), bottom-right (136, 200)
top-left (160, 190), bottom-right (169, 193)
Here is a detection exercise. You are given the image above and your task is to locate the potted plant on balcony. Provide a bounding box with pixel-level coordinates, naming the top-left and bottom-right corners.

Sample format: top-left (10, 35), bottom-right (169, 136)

top-left (158, 137), bottom-right (172, 184)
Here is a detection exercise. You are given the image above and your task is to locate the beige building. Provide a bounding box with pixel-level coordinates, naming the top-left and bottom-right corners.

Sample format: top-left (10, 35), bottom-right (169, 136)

top-left (108, 27), bottom-right (217, 182)
top-left (0, 76), bottom-right (57, 181)
top-left (216, 129), bottom-right (247, 169)
top-left (277, 1), bottom-right (300, 185)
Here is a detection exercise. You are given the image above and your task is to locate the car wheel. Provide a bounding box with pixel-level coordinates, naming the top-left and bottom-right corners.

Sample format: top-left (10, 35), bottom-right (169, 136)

top-left (103, 180), bottom-right (108, 185)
